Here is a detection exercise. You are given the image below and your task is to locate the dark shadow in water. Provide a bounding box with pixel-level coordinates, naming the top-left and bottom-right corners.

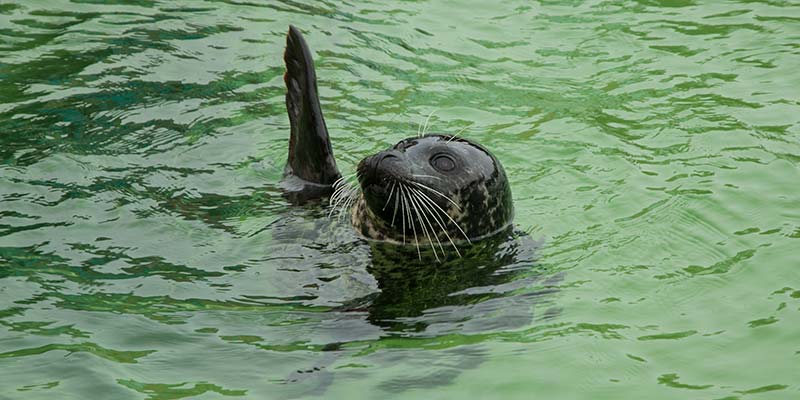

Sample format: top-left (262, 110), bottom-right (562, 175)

top-left (361, 228), bottom-right (546, 331)
top-left (283, 228), bottom-right (559, 398)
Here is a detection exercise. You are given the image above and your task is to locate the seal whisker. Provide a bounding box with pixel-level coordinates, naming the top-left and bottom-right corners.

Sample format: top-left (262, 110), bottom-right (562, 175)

top-left (447, 125), bottom-right (470, 143)
top-left (339, 198), bottom-right (355, 221)
top-left (331, 180), bottom-right (345, 197)
top-left (328, 183), bottom-right (354, 217)
top-left (408, 189), bottom-right (445, 259)
top-left (329, 192), bottom-right (348, 219)
top-left (328, 188), bottom-right (348, 218)
top-left (391, 181), bottom-right (400, 227)
top-left (401, 187), bottom-right (422, 259)
top-left (409, 185), bottom-right (471, 244)
top-left (401, 185), bottom-right (421, 258)
top-left (330, 184), bottom-right (353, 206)
top-left (405, 185), bottom-right (433, 260)
top-left (339, 189), bottom-right (359, 222)
top-left (382, 181), bottom-right (396, 211)
top-left (332, 177), bottom-right (344, 189)
top-left (330, 172), bottom-right (357, 201)
top-left (399, 183), bottom-right (408, 244)
top-left (421, 109), bottom-right (437, 137)
top-left (409, 187), bottom-right (462, 257)
top-left (407, 188), bottom-right (441, 258)
top-left (399, 184), bottom-right (421, 259)
top-left (407, 180), bottom-right (462, 211)
top-left (411, 174), bottom-right (442, 181)
top-left (329, 181), bottom-right (359, 220)
top-left (332, 172), bottom-right (358, 191)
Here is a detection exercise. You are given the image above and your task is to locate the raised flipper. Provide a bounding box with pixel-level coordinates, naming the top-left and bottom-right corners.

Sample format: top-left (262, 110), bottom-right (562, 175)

top-left (282, 25), bottom-right (341, 203)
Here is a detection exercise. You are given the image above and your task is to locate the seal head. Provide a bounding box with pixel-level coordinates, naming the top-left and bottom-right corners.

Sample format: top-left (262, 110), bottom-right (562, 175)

top-left (351, 134), bottom-right (514, 249)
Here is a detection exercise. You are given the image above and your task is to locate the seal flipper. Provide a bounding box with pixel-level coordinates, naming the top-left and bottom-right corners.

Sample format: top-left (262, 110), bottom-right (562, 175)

top-left (282, 25), bottom-right (341, 203)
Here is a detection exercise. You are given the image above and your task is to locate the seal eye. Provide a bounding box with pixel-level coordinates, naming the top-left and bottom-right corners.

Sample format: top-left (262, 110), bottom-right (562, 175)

top-left (431, 153), bottom-right (456, 172)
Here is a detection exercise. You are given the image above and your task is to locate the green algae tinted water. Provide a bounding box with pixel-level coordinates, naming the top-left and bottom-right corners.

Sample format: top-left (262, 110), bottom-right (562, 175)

top-left (1, 0), bottom-right (799, 398)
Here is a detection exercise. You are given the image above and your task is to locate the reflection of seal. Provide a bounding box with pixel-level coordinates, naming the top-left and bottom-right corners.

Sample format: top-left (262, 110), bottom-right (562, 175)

top-left (347, 135), bottom-right (513, 257)
top-left (283, 25), bottom-right (513, 258)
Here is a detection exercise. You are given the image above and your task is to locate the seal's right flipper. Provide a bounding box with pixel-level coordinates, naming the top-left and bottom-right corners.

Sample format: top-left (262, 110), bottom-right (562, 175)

top-left (282, 25), bottom-right (341, 203)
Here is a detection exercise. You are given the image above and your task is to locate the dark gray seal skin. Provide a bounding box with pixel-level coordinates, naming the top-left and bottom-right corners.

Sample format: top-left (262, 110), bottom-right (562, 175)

top-left (283, 25), bottom-right (514, 252)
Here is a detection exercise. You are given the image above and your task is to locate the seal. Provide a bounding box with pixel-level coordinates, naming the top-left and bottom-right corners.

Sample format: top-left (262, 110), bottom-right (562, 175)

top-left (276, 30), bottom-right (557, 392)
top-left (282, 26), bottom-right (513, 258)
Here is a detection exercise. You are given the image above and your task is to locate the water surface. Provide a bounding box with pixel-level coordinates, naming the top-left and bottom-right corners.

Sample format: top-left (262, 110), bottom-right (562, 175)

top-left (1, 0), bottom-right (799, 399)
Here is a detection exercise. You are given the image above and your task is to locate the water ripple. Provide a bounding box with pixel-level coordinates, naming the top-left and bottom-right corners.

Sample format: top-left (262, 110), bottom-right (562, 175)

top-left (1, 0), bottom-right (799, 398)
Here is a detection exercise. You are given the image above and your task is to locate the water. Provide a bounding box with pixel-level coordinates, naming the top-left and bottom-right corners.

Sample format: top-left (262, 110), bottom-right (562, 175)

top-left (1, 1), bottom-right (799, 398)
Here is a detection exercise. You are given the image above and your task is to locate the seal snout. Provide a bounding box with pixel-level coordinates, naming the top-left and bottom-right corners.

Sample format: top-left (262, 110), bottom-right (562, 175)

top-left (357, 150), bottom-right (408, 219)
top-left (357, 150), bottom-right (404, 189)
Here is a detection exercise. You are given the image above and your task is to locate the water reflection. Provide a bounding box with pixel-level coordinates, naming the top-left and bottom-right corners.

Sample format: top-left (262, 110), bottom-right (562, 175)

top-left (268, 207), bottom-right (557, 333)
top-left (362, 229), bottom-right (551, 331)
top-left (262, 222), bottom-right (559, 397)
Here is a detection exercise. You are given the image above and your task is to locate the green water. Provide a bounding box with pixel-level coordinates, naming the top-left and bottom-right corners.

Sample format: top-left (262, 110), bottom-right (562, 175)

top-left (1, 0), bottom-right (799, 399)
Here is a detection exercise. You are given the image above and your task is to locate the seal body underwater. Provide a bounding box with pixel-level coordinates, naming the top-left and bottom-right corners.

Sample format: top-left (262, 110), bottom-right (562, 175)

top-left (282, 25), bottom-right (514, 257)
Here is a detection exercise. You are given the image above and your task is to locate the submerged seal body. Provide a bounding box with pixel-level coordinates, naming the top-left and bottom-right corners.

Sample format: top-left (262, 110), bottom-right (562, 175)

top-left (282, 26), bottom-right (513, 256)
